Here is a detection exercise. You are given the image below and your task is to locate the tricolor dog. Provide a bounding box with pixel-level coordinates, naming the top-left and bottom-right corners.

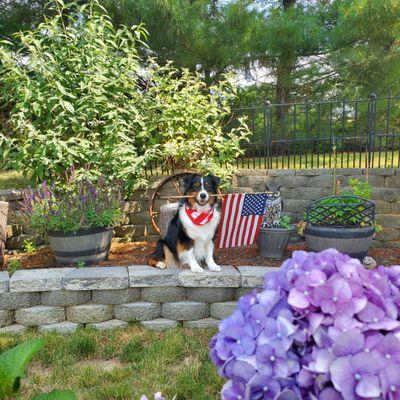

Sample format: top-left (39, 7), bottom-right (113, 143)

top-left (149, 174), bottom-right (221, 273)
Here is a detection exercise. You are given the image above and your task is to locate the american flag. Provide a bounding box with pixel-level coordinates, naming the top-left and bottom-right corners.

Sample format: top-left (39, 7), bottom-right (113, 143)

top-left (216, 193), bottom-right (268, 249)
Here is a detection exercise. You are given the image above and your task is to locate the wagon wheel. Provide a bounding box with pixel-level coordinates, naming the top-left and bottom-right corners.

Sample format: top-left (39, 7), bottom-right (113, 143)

top-left (149, 171), bottom-right (223, 236)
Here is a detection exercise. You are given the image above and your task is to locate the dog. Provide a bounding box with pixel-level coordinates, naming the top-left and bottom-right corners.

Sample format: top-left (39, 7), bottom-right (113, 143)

top-left (149, 173), bottom-right (221, 273)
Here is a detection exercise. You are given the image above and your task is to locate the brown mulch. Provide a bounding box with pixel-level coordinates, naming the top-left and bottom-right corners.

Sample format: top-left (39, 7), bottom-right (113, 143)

top-left (2, 241), bottom-right (400, 271)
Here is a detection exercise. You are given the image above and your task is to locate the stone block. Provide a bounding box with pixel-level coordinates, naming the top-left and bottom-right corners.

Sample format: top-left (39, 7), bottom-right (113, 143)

top-left (392, 201), bottom-right (400, 214)
top-left (385, 176), bottom-right (400, 188)
top-left (114, 225), bottom-right (142, 238)
top-left (162, 301), bottom-right (209, 321)
top-left (10, 268), bottom-right (75, 292)
top-left (63, 267), bottom-right (129, 290)
top-left (0, 292), bottom-right (40, 310)
top-left (15, 306), bottom-right (65, 326)
top-left (267, 170), bottom-right (296, 177)
top-left (114, 302), bottom-right (161, 321)
top-left (307, 175), bottom-right (334, 188)
top-left (183, 318), bottom-right (220, 329)
top-left (0, 310), bottom-right (14, 327)
top-left (141, 287), bottom-right (186, 303)
top-left (92, 288), bottom-right (140, 304)
top-left (0, 324), bottom-right (28, 334)
top-left (372, 188), bottom-right (400, 202)
top-left (141, 318), bottom-right (179, 331)
top-left (375, 228), bottom-right (400, 242)
top-left (0, 272), bottom-right (9, 294)
top-left (295, 169), bottom-right (324, 176)
top-left (38, 321), bottom-right (80, 335)
top-left (178, 266), bottom-right (240, 288)
top-left (66, 304), bottom-right (113, 324)
top-left (374, 201), bottom-right (391, 214)
top-left (187, 288), bottom-right (234, 303)
top-left (210, 302), bottom-right (237, 320)
top-left (368, 168), bottom-right (395, 176)
top-left (88, 319), bottom-right (128, 330)
top-left (376, 214), bottom-right (400, 229)
top-left (282, 199), bottom-right (310, 214)
top-left (129, 266), bottom-right (179, 287)
top-left (41, 290), bottom-right (91, 307)
top-left (6, 234), bottom-right (43, 250)
top-left (291, 187), bottom-right (330, 201)
top-left (238, 266), bottom-right (279, 288)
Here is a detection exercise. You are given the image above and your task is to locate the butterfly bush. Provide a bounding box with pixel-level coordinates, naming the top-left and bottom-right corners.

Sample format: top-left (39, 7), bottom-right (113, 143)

top-left (210, 249), bottom-right (400, 400)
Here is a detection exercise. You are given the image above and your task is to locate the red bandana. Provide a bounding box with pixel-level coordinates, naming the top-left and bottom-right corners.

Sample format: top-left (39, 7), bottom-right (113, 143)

top-left (185, 205), bottom-right (214, 225)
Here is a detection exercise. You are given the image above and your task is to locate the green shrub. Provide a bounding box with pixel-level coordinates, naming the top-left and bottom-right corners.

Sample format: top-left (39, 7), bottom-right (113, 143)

top-left (0, 1), bottom-right (250, 191)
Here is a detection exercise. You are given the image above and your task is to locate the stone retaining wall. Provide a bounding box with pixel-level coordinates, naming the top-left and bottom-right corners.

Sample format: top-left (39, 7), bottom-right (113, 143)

top-left (0, 265), bottom-right (274, 334)
top-left (1, 167), bottom-right (400, 250)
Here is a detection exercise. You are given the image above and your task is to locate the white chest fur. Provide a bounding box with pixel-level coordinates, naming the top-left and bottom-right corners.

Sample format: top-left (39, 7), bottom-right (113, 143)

top-left (179, 206), bottom-right (220, 261)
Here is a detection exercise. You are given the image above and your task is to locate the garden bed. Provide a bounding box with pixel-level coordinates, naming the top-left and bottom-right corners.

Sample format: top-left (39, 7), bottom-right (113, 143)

top-left (2, 241), bottom-right (400, 271)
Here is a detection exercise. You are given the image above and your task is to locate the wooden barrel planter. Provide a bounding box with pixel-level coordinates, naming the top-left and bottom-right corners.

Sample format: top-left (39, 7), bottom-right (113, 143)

top-left (304, 195), bottom-right (376, 259)
top-left (305, 225), bottom-right (375, 259)
top-left (48, 227), bottom-right (113, 266)
top-left (0, 201), bottom-right (9, 266)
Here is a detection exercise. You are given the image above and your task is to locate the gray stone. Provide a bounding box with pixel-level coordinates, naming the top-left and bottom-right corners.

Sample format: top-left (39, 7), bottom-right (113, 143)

top-left (38, 321), bottom-right (80, 335)
top-left (368, 168), bottom-right (395, 176)
top-left (129, 266), bottom-right (180, 287)
top-left (141, 318), bottom-right (179, 331)
top-left (308, 175), bottom-right (335, 188)
top-left (6, 234), bottom-right (43, 250)
top-left (179, 266), bottom-right (240, 288)
top-left (10, 268), bottom-right (76, 292)
top-left (282, 199), bottom-right (310, 214)
top-left (66, 304), bottom-right (113, 324)
top-left (376, 214), bottom-right (400, 229)
top-left (0, 272), bottom-right (9, 294)
top-left (0, 310), bottom-right (14, 327)
top-left (210, 302), bottom-right (238, 319)
top-left (291, 187), bottom-right (330, 201)
top-left (162, 301), bottom-right (209, 321)
top-left (92, 288), bottom-right (140, 304)
top-left (385, 175), bottom-right (400, 188)
top-left (141, 287), bottom-right (186, 303)
top-left (376, 228), bottom-right (400, 242)
top-left (238, 266), bottom-right (279, 288)
top-left (187, 287), bottom-right (234, 303)
top-left (372, 188), bottom-right (400, 202)
top-left (114, 302), bottom-right (161, 321)
top-left (15, 306), bottom-right (65, 326)
top-left (374, 200), bottom-right (391, 214)
top-left (235, 288), bottom-right (260, 299)
top-left (63, 267), bottom-right (129, 290)
top-left (183, 318), bottom-right (220, 329)
top-left (0, 324), bottom-right (28, 334)
top-left (41, 290), bottom-right (91, 307)
top-left (0, 292), bottom-right (40, 310)
top-left (268, 169), bottom-right (296, 177)
top-left (87, 319), bottom-right (128, 330)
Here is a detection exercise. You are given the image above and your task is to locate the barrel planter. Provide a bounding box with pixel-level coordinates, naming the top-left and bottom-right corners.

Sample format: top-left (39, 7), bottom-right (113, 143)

top-left (257, 226), bottom-right (295, 259)
top-left (0, 201), bottom-right (9, 266)
top-left (159, 202), bottom-right (179, 238)
top-left (305, 225), bottom-right (374, 259)
top-left (48, 227), bottom-right (113, 266)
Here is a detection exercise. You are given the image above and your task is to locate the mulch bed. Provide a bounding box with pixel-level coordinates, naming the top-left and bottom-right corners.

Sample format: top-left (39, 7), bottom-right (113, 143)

top-left (2, 241), bottom-right (400, 271)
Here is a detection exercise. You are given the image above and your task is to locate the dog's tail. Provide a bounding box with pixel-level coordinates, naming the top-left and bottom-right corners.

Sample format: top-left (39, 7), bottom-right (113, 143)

top-left (148, 239), bottom-right (165, 267)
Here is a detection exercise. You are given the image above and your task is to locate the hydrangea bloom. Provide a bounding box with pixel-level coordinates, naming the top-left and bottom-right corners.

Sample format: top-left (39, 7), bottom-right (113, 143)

top-left (210, 249), bottom-right (400, 400)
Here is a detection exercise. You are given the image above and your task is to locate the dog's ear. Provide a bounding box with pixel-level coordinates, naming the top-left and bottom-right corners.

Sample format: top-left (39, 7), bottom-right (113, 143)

top-left (183, 174), bottom-right (195, 193)
top-left (208, 174), bottom-right (221, 188)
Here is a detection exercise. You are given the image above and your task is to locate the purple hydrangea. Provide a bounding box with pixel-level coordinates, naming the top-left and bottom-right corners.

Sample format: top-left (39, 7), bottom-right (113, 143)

top-left (210, 249), bottom-right (400, 400)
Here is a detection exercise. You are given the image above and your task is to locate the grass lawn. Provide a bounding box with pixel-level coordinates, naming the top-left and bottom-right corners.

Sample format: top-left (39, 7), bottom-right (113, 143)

top-left (0, 170), bottom-right (31, 190)
top-left (0, 325), bottom-right (222, 400)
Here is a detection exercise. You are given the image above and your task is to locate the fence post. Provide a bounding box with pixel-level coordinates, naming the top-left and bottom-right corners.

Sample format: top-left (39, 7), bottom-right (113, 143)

top-left (367, 93), bottom-right (377, 169)
top-left (265, 100), bottom-right (271, 169)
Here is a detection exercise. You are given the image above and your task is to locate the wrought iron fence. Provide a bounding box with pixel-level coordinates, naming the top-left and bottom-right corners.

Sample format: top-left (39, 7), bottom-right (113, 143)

top-left (233, 93), bottom-right (400, 170)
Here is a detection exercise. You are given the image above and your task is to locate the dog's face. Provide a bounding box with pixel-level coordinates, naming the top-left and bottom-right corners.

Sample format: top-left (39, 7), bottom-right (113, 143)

top-left (183, 174), bottom-right (220, 207)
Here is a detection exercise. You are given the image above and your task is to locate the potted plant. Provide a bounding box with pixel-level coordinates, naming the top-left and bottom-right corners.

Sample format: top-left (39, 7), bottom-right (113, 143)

top-left (19, 173), bottom-right (123, 266)
top-left (300, 178), bottom-right (379, 258)
top-left (257, 215), bottom-right (295, 259)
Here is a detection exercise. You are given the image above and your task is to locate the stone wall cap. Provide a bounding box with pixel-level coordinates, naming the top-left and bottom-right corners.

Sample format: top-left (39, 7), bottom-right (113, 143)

top-left (0, 271), bottom-right (9, 294)
top-left (63, 267), bottom-right (128, 290)
top-left (179, 265), bottom-right (240, 288)
top-left (10, 268), bottom-right (76, 292)
top-left (128, 265), bottom-right (180, 287)
top-left (237, 266), bottom-right (280, 288)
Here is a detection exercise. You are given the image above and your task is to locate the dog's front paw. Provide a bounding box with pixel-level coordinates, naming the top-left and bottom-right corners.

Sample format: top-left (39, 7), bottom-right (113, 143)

top-left (208, 263), bottom-right (221, 272)
top-left (190, 264), bottom-right (204, 274)
top-left (155, 261), bottom-right (167, 269)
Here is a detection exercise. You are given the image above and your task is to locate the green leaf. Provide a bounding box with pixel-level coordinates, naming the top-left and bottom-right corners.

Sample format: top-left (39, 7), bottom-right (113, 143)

top-left (0, 339), bottom-right (45, 399)
top-left (32, 390), bottom-right (77, 400)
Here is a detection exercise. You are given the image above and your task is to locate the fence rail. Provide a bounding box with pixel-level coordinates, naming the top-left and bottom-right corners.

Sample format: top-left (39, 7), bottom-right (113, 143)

top-left (233, 93), bottom-right (400, 170)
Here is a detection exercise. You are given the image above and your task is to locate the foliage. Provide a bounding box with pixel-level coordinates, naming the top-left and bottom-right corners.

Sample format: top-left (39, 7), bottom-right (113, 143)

top-left (22, 239), bottom-right (36, 253)
top-left (0, 338), bottom-right (76, 400)
top-left (344, 178), bottom-right (373, 200)
top-left (275, 215), bottom-right (292, 230)
top-left (0, 0), bottom-right (250, 189)
top-left (7, 259), bottom-right (21, 276)
top-left (210, 248), bottom-right (400, 399)
top-left (19, 170), bottom-right (124, 235)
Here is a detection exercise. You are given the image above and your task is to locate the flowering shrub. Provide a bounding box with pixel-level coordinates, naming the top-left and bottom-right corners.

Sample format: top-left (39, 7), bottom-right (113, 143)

top-left (19, 170), bottom-right (123, 234)
top-left (210, 249), bottom-right (400, 399)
